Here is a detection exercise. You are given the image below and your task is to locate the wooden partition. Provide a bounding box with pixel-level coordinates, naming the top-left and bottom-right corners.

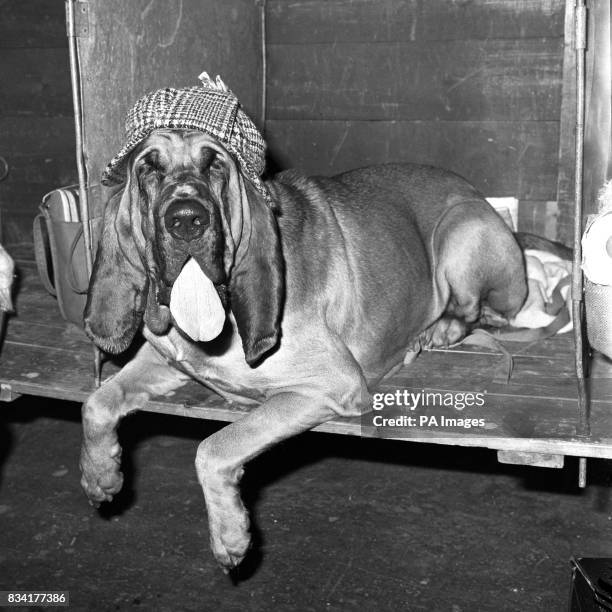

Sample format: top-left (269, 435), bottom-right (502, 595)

top-left (76, 0), bottom-right (262, 216)
top-left (0, 1), bottom-right (76, 247)
top-left (583, 0), bottom-right (612, 212)
top-left (264, 0), bottom-right (569, 241)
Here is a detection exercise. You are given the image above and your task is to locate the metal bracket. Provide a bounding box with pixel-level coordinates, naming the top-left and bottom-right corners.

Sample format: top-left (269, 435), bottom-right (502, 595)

top-left (66, 1), bottom-right (89, 38)
top-left (575, 4), bottom-right (587, 51)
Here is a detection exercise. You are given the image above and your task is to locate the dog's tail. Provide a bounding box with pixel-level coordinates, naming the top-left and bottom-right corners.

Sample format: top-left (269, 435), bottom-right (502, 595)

top-left (514, 231), bottom-right (573, 261)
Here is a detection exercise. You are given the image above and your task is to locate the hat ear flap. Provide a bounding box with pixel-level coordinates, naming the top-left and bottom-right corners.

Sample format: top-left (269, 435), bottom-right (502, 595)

top-left (84, 180), bottom-right (148, 353)
top-left (229, 179), bottom-right (284, 366)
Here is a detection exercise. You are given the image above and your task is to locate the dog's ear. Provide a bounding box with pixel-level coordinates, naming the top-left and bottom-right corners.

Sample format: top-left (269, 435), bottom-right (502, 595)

top-left (84, 177), bottom-right (148, 353)
top-left (229, 178), bottom-right (284, 366)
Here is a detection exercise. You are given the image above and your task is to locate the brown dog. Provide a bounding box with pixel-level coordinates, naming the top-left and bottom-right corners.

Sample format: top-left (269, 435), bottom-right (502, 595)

top-left (80, 129), bottom-right (527, 570)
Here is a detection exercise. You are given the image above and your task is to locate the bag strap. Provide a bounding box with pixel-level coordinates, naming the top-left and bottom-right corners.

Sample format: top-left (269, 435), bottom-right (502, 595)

top-left (491, 276), bottom-right (572, 343)
top-left (32, 212), bottom-right (57, 296)
top-left (38, 202), bottom-right (69, 320)
top-left (66, 225), bottom-right (89, 294)
top-left (456, 329), bottom-right (514, 384)
top-left (453, 276), bottom-right (572, 384)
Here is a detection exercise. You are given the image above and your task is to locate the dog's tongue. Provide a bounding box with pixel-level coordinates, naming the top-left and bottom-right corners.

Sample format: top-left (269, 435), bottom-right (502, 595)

top-left (170, 258), bottom-right (225, 342)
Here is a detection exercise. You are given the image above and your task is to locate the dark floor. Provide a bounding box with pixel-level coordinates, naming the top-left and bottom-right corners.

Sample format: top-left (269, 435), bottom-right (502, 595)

top-left (0, 397), bottom-right (611, 611)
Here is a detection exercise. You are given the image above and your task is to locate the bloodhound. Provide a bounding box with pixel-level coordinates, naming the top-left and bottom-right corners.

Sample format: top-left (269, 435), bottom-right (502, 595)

top-left (80, 129), bottom-right (527, 570)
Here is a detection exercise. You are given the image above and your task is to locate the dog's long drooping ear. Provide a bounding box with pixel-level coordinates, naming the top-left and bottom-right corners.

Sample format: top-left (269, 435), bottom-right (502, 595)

top-left (229, 179), bottom-right (284, 366)
top-left (84, 179), bottom-right (148, 354)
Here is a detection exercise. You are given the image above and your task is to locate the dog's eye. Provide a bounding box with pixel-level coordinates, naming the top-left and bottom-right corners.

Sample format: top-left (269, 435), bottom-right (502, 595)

top-left (209, 156), bottom-right (224, 172)
top-left (139, 153), bottom-right (164, 176)
top-left (146, 160), bottom-right (164, 174)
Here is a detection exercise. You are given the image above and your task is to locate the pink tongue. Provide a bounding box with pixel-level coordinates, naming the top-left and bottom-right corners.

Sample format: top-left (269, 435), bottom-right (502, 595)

top-left (169, 259), bottom-right (225, 341)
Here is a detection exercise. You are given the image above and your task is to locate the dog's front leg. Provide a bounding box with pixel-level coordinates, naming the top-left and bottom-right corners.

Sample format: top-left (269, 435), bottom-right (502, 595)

top-left (80, 342), bottom-right (189, 506)
top-left (195, 392), bottom-right (340, 571)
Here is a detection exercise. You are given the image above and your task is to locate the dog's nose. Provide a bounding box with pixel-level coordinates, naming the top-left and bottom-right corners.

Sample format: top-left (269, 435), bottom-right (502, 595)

top-left (164, 201), bottom-right (210, 242)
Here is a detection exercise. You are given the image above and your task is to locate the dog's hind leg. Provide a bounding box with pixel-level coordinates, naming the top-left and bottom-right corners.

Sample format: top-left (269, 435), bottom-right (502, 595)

top-left (433, 200), bottom-right (527, 324)
top-left (80, 341), bottom-right (190, 506)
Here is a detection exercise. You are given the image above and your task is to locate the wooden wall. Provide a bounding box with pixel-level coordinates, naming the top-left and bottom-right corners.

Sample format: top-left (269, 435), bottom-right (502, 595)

top-left (0, 0), bottom-right (77, 249)
top-left (77, 0), bottom-right (262, 217)
top-left (583, 0), bottom-right (612, 215)
top-left (265, 0), bottom-right (567, 240)
top-left (0, 0), bottom-right (574, 247)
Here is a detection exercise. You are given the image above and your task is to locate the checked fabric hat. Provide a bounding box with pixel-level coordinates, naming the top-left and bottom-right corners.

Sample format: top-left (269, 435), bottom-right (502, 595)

top-left (102, 72), bottom-right (269, 201)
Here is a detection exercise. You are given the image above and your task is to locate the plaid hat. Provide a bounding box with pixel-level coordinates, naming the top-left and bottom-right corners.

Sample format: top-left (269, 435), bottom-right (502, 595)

top-left (102, 72), bottom-right (269, 201)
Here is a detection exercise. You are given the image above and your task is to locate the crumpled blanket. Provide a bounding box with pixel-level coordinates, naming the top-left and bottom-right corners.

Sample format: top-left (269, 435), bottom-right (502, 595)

top-left (509, 248), bottom-right (572, 334)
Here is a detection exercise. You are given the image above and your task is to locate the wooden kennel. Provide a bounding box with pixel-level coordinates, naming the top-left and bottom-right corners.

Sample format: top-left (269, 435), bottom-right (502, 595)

top-left (1, 0), bottom-right (611, 483)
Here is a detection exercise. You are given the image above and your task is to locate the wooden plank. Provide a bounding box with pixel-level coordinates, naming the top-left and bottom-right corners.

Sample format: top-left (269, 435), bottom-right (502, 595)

top-left (396, 346), bottom-right (576, 379)
top-left (5, 269), bottom-right (612, 459)
top-left (360, 432), bottom-right (612, 460)
top-left (582, 0), bottom-right (612, 216)
top-left (432, 334), bottom-right (575, 361)
top-left (388, 353), bottom-right (612, 405)
top-left (10, 274), bottom-right (82, 330)
top-left (0, 184), bottom-right (67, 247)
top-left (517, 200), bottom-right (560, 240)
top-left (0, 0), bottom-right (68, 48)
top-left (4, 321), bottom-right (91, 354)
top-left (0, 158), bottom-right (77, 234)
top-left (382, 365), bottom-right (612, 406)
top-left (0, 184), bottom-right (69, 214)
top-left (0, 383), bottom-right (21, 402)
top-left (0, 116), bottom-right (77, 246)
top-left (0, 0), bottom-right (75, 248)
top-left (0, 49), bottom-right (73, 116)
top-left (0, 338), bottom-right (612, 457)
top-left (9, 263), bottom-right (577, 361)
top-left (267, 40), bottom-right (563, 122)
top-left (267, 0), bottom-right (566, 44)
top-left (1, 243), bottom-right (35, 263)
top-left (497, 450), bottom-right (564, 468)
top-left (0, 117), bottom-right (75, 157)
top-left (382, 364), bottom-right (578, 399)
top-left (556, 0), bottom-right (577, 245)
top-left (0, 343), bottom-right (97, 398)
top-left (265, 120), bottom-right (560, 200)
top-left (2, 339), bottom-right (612, 459)
top-left (360, 390), bottom-right (587, 442)
top-left (1, 217), bottom-right (34, 248)
top-left (9, 299), bottom-right (74, 331)
top-left (1, 155), bottom-right (77, 187)
top-left (78, 0), bottom-right (262, 215)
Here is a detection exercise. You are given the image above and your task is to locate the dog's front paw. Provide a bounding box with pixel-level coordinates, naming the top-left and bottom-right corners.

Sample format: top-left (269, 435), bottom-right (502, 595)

top-left (79, 441), bottom-right (123, 506)
top-left (208, 502), bottom-right (251, 572)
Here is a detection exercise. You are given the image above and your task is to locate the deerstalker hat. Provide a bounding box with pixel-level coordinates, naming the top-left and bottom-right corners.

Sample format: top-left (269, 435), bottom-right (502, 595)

top-left (101, 72), bottom-right (269, 201)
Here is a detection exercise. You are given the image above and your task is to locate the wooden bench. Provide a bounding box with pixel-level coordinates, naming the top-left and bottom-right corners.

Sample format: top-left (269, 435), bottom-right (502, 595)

top-left (2, 263), bottom-right (611, 476)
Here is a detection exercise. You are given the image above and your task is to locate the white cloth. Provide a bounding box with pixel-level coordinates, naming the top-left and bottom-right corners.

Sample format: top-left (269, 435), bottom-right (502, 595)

top-left (510, 249), bottom-right (572, 333)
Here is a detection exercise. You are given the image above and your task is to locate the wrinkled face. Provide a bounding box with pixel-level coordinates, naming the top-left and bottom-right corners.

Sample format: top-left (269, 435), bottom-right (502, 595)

top-left (85, 128), bottom-right (284, 366)
top-left (132, 129), bottom-right (238, 291)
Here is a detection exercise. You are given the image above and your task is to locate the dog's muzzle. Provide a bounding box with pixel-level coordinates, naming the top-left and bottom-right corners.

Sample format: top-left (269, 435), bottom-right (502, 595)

top-left (164, 200), bottom-right (210, 242)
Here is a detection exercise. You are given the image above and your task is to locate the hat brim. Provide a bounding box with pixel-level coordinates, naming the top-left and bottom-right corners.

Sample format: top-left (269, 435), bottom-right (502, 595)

top-left (101, 126), bottom-right (272, 205)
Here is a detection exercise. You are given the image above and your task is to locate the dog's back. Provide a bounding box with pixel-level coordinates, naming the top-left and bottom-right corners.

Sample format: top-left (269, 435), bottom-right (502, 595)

top-left (269, 163), bottom-right (526, 375)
